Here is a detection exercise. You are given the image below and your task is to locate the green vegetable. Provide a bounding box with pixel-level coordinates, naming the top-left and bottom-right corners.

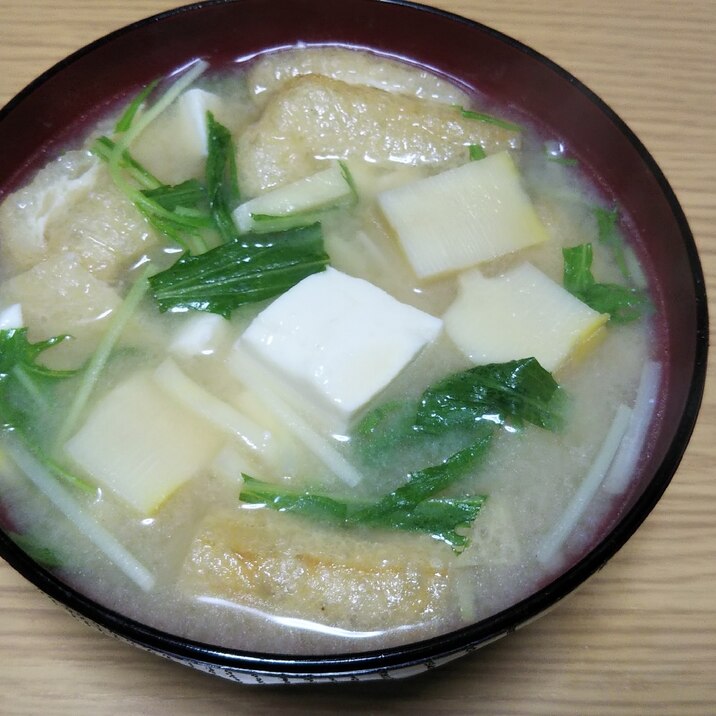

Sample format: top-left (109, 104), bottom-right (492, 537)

top-left (0, 329), bottom-right (91, 491)
top-left (0, 328), bottom-right (75, 386)
top-left (7, 531), bottom-right (63, 569)
top-left (142, 179), bottom-right (208, 213)
top-left (91, 136), bottom-right (161, 188)
top-left (416, 357), bottom-right (564, 434)
top-left (353, 358), bottom-right (564, 472)
top-left (546, 155), bottom-right (578, 167)
top-left (114, 79), bottom-right (159, 133)
top-left (0, 329), bottom-right (76, 431)
top-left (240, 476), bottom-right (349, 523)
top-left (563, 244), bottom-right (649, 323)
top-left (348, 433), bottom-right (491, 524)
top-left (205, 111), bottom-right (241, 243)
top-left (93, 61), bottom-right (216, 254)
top-left (92, 137), bottom-right (210, 254)
top-left (353, 398), bottom-right (414, 440)
top-left (6, 435), bottom-right (154, 590)
top-left (0, 328), bottom-right (74, 433)
top-left (459, 107), bottom-right (522, 132)
top-left (113, 61), bottom-right (207, 148)
top-left (543, 141), bottom-right (578, 167)
top-left (95, 66), bottom-right (253, 253)
top-left (240, 435), bottom-right (491, 551)
top-left (594, 206), bottom-right (629, 280)
top-left (468, 144), bottom-right (487, 161)
top-left (338, 160), bottom-right (359, 202)
top-left (377, 496), bottom-right (487, 551)
top-left (148, 223), bottom-right (330, 317)
top-left (247, 211), bottom-right (328, 233)
top-left (355, 358), bottom-right (564, 451)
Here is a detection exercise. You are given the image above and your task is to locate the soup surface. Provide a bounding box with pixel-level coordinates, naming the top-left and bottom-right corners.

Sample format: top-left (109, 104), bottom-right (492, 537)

top-left (0, 46), bottom-right (659, 654)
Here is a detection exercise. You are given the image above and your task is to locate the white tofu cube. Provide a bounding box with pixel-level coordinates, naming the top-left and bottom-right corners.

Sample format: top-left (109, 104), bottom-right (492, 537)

top-left (131, 88), bottom-right (225, 183)
top-left (65, 372), bottom-right (222, 514)
top-left (378, 151), bottom-right (550, 279)
top-left (444, 263), bottom-right (608, 372)
top-left (169, 312), bottom-right (230, 357)
top-left (177, 88), bottom-right (224, 157)
top-left (238, 267), bottom-right (442, 419)
top-left (0, 303), bottom-right (23, 330)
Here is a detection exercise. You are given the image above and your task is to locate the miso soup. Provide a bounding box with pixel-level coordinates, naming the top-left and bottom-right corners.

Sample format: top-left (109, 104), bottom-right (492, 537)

top-left (0, 47), bottom-right (659, 654)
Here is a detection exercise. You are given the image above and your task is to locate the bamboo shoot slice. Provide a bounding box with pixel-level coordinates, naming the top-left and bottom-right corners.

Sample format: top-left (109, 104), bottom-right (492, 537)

top-left (65, 372), bottom-right (222, 514)
top-left (378, 151), bottom-right (550, 279)
top-left (233, 163), bottom-right (354, 233)
top-left (444, 263), bottom-right (608, 372)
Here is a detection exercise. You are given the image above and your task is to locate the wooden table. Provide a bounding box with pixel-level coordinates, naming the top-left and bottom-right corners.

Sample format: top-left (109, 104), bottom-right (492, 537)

top-left (0, 1), bottom-right (714, 713)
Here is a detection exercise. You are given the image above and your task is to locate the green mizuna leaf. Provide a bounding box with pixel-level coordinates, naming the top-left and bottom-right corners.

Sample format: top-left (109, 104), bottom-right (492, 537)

top-left (240, 476), bottom-right (349, 523)
top-left (459, 107), bottom-right (522, 132)
top-left (142, 179), bottom-right (208, 213)
top-left (416, 358), bottom-right (563, 434)
top-left (205, 111), bottom-right (241, 243)
top-left (347, 432), bottom-right (492, 525)
top-left (240, 435), bottom-right (491, 552)
top-left (468, 144), bottom-right (487, 161)
top-left (0, 329), bottom-right (92, 491)
top-left (91, 137), bottom-right (210, 253)
top-left (563, 243), bottom-right (649, 324)
top-left (0, 327), bottom-right (78, 433)
top-left (7, 531), bottom-right (63, 569)
top-left (594, 206), bottom-right (630, 280)
top-left (114, 79), bottom-right (159, 133)
top-left (95, 74), bottom-right (246, 254)
top-left (353, 358), bottom-right (564, 468)
top-left (148, 223), bottom-right (330, 317)
top-left (0, 328), bottom-right (76, 385)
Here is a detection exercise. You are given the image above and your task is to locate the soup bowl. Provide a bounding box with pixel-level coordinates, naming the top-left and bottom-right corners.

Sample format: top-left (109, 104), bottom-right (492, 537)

top-left (0, 0), bottom-right (707, 684)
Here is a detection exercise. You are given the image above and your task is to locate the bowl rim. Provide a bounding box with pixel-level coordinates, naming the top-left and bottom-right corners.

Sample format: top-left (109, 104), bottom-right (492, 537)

top-left (0, 0), bottom-right (709, 679)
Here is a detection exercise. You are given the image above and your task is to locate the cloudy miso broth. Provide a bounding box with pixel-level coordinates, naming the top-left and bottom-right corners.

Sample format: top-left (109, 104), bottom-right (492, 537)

top-left (0, 47), bottom-right (658, 653)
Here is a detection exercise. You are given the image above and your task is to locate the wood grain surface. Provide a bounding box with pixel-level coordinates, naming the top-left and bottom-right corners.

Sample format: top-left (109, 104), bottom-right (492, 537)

top-left (0, 1), bottom-right (714, 713)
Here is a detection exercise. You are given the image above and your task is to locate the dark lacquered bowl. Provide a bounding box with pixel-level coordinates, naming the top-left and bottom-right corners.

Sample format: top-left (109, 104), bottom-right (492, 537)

top-left (0, 0), bottom-right (707, 684)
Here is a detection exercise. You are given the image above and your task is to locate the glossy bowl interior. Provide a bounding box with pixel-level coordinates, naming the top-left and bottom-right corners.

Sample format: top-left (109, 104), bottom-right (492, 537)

top-left (0, 0), bottom-right (707, 684)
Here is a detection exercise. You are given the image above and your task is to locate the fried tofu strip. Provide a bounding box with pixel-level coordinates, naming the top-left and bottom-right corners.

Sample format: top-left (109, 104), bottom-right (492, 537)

top-left (247, 46), bottom-right (471, 106)
top-left (180, 508), bottom-right (456, 632)
top-left (237, 75), bottom-right (520, 195)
